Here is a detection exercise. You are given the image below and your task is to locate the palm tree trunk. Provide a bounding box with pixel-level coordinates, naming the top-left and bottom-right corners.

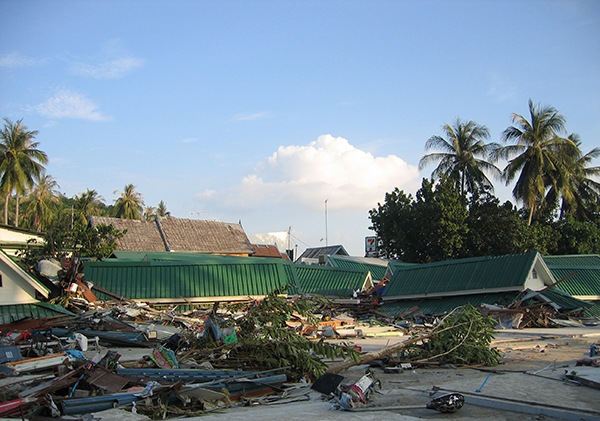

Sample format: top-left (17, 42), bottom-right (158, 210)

top-left (14, 192), bottom-right (19, 227)
top-left (527, 204), bottom-right (534, 226)
top-left (4, 193), bottom-right (9, 225)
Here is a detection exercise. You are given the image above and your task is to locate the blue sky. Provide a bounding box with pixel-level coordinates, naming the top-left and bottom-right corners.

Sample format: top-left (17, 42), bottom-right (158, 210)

top-left (1, 0), bottom-right (599, 257)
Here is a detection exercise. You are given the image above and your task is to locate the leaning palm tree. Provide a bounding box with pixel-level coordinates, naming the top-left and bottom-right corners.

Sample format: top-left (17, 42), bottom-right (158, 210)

top-left (25, 174), bottom-right (60, 231)
top-left (113, 183), bottom-right (144, 219)
top-left (491, 100), bottom-right (578, 225)
top-left (73, 189), bottom-right (105, 225)
top-left (156, 200), bottom-right (170, 217)
top-left (0, 118), bottom-right (48, 227)
top-left (419, 118), bottom-right (501, 195)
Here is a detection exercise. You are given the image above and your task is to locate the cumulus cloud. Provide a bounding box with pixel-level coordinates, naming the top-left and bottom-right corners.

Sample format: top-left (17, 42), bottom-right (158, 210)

top-left (220, 134), bottom-right (420, 211)
top-left (70, 57), bottom-right (144, 79)
top-left (0, 52), bottom-right (41, 68)
top-left (36, 89), bottom-right (110, 121)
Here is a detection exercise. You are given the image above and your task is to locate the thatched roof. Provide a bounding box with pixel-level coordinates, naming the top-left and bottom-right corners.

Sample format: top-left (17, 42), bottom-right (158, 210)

top-left (89, 216), bottom-right (255, 255)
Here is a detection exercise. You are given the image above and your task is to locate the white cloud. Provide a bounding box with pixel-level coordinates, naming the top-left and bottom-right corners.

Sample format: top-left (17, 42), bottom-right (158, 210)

top-left (218, 134), bottom-right (420, 211)
top-left (71, 57), bottom-right (144, 79)
top-left (0, 52), bottom-right (41, 68)
top-left (235, 111), bottom-right (269, 121)
top-left (36, 89), bottom-right (110, 121)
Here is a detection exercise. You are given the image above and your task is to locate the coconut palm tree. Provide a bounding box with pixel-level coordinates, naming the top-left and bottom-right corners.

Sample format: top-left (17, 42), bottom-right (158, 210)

top-left (73, 189), bottom-right (105, 225)
top-left (24, 174), bottom-right (60, 231)
top-left (546, 134), bottom-right (600, 220)
top-left (491, 100), bottom-right (577, 225)
top-left (419, 118), bottom-right (502, 195)
top-left (0, 118), bottom-right (48, 227)
top-left (144, 206), bottom-right (156, 221)
top-left (157, 200), bottom-right (170, 217)
top-left (113, 184), bottom-right (144, 219)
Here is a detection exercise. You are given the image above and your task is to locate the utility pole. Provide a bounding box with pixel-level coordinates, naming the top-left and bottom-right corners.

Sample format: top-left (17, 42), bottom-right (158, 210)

top-left (325, 199), bottom-right (328, 247)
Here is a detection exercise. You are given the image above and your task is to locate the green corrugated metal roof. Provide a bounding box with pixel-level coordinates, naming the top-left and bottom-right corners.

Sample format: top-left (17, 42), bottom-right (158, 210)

top-left (327, 256), bottom-right (388, 280)
top-left (0, 303), bottom-right (74, 325)
top-left (545, 267), bottom-right (600, 296)
top-left (380, 292), bottom-right (518, 318)
top-left (583, 301), bottom-right (600, 317)
top-left (294, 265), bottom-right (372, 297)
top-left (543, 255), bottom-right (600, 298)
top-left (543, 255), bottom-right (600, 267)
top-left (383, 251), bottom-right (540, 298)
top-left (84, 257), bottom-right (300, 301)
top-left (522, 288), bottom-right (593, 310)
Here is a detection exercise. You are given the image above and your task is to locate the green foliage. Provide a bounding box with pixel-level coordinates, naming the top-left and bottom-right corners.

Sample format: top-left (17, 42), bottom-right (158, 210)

top-left (406, 304), bottom-right (501, 366)
top-left (18, 220), bottom-right (126, 264)
top-left (215, 288), bottom-right (360, 381)
top-left (369, 177), bottom-right (468, 262)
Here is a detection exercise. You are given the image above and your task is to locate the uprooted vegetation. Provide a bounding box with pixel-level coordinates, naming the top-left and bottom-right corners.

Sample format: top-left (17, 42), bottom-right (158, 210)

top-left (177, 288), bottom-right (361, 381)
top-left (405, 304), bottom-right (501, 366)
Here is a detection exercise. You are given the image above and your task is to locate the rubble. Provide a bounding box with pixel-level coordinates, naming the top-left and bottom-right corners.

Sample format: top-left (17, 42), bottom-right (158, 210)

top-left (1, 254), bottom-right (600, 419)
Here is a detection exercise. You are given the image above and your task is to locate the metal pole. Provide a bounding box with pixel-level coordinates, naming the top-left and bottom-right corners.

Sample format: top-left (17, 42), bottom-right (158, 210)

top-left (325, 199), bottom-right (328, 247)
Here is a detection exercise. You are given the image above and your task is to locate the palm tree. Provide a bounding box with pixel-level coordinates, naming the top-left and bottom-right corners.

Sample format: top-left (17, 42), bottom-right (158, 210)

top-left (144, 206), bottom-right (156, 221)
top-left (157, 200), bottom-right (170, 217)
top-left (113, 184), bottom-right (144, 219)
top-left (0, 118), bottom-right (48, 227)
top-left (547, 134), bottom-right (600, 220)
top-left (73, 189), bottom-right (104, 225)
top-left (24, 174), bottom-right (60, 231)
top-left (419, 118), bottom-right (501, 195)
top-left (491, 100), bottom-right (577, 225)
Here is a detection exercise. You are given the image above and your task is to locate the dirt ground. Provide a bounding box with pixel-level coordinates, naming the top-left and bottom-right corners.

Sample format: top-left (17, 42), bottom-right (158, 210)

top-left (82, 327), bottom-right (600, 421)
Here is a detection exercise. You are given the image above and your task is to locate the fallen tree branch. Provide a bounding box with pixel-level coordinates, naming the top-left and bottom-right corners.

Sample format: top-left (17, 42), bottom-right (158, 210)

top-left (327, 322), bottom-right (466, 374)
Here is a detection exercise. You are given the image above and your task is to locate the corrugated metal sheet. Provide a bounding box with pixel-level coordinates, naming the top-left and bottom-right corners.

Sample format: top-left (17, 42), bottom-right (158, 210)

top-left (84, 257), bottom-right (300, 301)
top-left (547, 267), bottom-right (600, 296)
top-left (527, 288), bottom-right (593, 310)
top-left (327, 256), bottom-right (388, 281)
top-left (294, 265), bottom-right (371, 297)
top-left (543, 255), bottom-right (600, 267)
top-left (383, 251), bottom-right (539, 298)
top-left (380, 292), bottom-right (518, 318)
top-left (296, 245), bottom-right (349, 260)
top-left (0, 303), bottom-right (74, 325)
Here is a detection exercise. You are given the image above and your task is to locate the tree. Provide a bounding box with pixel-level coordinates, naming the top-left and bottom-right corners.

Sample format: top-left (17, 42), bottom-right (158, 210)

top-left (113, 183), bottom-right (144, 219)
top-left (491, 100), bottom-right (577, 225)
top-left (463, 191), bottom-right (531, 257)
top-left (0, 118), bottom-right (48, 226)
top-left (24, 174), bottom-right (60, 231)
top-left (157, 200), bottom-right (170, 217)
top-left (419, 118), bottom-right (501, 196)
top-left (73, 189), bottom-right (104, 225)
top-left (369, 178), bottom-right (468, 263)
top-left (143, 206), bottom-right (156, 221)
top-left (547, 134), bottom-right (600, 221)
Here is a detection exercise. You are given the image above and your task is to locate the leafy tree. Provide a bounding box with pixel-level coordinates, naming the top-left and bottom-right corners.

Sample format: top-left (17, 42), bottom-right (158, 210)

top-left (419, 119), bottom-right (501, 195)
top-left (70, 222), bottom-right (127, 258)
top-left (369, 178), bottom-right (468, 263)
top-left (491, 100), bottom-right (577, 225)
top-left (113, 183), bottom-right (144, 219)
top-left (549, 215), bottom-right (600, 255)
top-left (463, 191), bottom-right (531, 257)
top-left (0, 118), bottom-right (48, 226)
top-left (23, 174), bottom-right (60, 231)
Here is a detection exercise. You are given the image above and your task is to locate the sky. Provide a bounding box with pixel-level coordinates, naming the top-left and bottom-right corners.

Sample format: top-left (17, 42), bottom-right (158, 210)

top-left (1, 0), bottom-right (599, 257)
